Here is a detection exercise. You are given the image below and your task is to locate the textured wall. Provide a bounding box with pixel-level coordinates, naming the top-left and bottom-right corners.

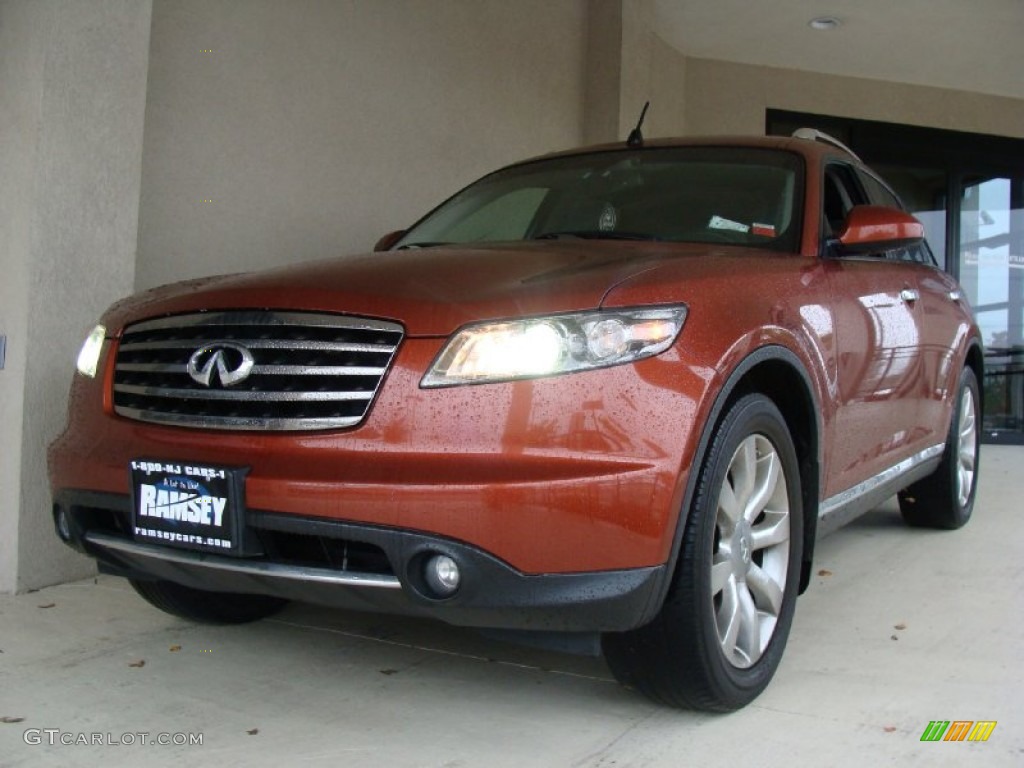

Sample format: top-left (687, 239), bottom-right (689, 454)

top-left (0, 0), bottom-right (152, 591)
top-left (135, 0), bottom-right (589, 291)
top-left (581, 0), bottom-right (687, 145)
top-left (0, 0), bottom-right (40, 592)
top-left (583, 0), bottom-right (623, 145)
top-left (617, 0), bottom-right (686, 141)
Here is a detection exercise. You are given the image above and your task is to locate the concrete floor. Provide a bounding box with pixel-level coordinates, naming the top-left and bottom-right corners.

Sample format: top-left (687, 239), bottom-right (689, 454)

top-left (2, 446), bottom-right (1021, 767)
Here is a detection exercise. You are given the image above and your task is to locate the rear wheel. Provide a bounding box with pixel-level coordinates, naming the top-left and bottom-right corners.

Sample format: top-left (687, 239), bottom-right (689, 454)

top-left (898, 367), bottom-right (980, 530)
top-left (603, 394), bottom-right (803, 711)
top-left (129, 579), bottom-right (288, 624)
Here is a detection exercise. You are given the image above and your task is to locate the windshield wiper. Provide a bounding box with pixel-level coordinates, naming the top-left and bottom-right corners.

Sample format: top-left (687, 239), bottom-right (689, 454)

top-left (395, 241), bottom-right (451, 250)
top-left (532, 230), bottom-right (658, 241)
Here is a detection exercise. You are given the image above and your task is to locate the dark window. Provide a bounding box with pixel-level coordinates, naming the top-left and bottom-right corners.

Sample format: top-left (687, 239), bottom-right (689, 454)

top-left (857, 169), bottom-right (901, 209)
top-left (822, 163), bottom-right (866, 237)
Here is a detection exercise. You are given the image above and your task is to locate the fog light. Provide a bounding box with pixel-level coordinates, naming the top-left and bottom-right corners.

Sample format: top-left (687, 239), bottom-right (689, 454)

top-left (56, 508), bottom-right (72, 541)
top-left (424, 554), bottom-right (461, 597)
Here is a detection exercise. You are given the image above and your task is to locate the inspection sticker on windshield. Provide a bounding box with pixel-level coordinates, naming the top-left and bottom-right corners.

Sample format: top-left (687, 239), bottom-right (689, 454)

top-left (708, 215), bottom-right (749, 233)
top-left (751, 222), bottom-right (777, 237)
top-left (130, 460), bottom-right (247, 554)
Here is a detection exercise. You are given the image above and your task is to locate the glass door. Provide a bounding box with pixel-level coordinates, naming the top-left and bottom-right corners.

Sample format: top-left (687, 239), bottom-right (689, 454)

top-left (959, 175), bottom-right (1024, 442)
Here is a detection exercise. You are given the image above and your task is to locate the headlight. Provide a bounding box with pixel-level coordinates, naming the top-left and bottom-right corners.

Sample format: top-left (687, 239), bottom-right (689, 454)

top-left (75, 324), bottom-right (107, 378)
top-left (421, 306), bottom-right (686, 387)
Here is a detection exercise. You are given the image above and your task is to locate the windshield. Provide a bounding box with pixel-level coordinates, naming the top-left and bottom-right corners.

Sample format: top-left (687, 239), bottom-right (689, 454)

top-left (395, 147), bottom-right (804, 252)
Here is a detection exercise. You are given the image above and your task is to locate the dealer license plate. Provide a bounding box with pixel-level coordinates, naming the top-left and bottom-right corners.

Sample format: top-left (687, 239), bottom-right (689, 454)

top-left (130, 459), bottom-right (247, 555)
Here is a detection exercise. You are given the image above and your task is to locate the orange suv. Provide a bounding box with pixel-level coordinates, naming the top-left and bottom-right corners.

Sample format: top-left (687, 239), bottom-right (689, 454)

top-left (49, 130), bottom-right (983, 710)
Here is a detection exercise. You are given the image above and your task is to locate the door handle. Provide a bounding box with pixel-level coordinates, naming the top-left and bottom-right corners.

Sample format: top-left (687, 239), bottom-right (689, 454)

top-left (900, 288), bottom-right (920, 303)
top-left (948, 289), bottom-right (963, 303)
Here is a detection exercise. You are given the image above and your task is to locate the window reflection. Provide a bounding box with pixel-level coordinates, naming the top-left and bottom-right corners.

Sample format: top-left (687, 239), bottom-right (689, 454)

top-left (859, 292), bottom-right (919, 393)
top-left (961, 176), bottom-right (1024, 440)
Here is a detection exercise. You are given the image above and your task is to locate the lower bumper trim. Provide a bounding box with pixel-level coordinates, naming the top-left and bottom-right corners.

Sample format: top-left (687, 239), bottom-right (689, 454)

top-left (85, 532), bottom-right (401, 589)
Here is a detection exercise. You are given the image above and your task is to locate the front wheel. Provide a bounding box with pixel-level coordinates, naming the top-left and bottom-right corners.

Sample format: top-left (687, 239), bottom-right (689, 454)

top-left (898, 366), bottom-right (980, 530)
top-left (129, 579), bottom-right (288, 624)
top-left (603, 394), bottom-right (803, 711)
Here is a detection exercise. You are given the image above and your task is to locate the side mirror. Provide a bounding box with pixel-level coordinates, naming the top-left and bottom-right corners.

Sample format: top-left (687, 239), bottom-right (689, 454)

top-left (374, 230), bottom-right (406, 252)
top-left (835, 205), bottom-right (924, 255)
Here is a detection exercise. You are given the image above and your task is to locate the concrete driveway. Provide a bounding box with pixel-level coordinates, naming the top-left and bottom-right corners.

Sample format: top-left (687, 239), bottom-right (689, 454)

top-left (2, 446), bottom-right (1021, 767)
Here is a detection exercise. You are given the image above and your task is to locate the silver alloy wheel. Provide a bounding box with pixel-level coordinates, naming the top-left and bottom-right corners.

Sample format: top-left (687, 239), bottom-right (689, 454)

top-left (711, 434), bottom-right (791, 669)
top-left (957, 386), bottom-right (978, 508)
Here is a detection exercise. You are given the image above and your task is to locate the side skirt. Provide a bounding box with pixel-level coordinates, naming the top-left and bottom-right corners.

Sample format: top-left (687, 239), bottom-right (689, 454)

top-left (817, 443), bottom-right (945, 537)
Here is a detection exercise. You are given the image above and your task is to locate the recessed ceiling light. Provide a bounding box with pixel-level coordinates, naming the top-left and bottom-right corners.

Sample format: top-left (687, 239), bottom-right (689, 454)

top-left (808, 17), bottom-right (842, 30)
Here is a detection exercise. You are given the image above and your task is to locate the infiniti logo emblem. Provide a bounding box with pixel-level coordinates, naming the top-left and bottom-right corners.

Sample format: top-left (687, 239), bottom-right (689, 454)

top-left (187, 343), bottom-right (255, 387)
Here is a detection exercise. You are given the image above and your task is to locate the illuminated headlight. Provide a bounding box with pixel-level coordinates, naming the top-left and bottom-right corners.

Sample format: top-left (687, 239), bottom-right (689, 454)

top-left (75, 324), bottom-right (107, 378)
top-left (421, 306), bottom-right (686, 387)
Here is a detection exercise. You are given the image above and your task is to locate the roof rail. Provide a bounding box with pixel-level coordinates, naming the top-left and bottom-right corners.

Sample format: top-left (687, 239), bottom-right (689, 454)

top-left (791, 128), bottom-right (861, 161)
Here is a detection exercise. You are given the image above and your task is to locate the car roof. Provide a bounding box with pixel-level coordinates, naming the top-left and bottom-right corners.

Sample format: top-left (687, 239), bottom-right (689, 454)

top-left (524, 134), bottom-right (858, 166)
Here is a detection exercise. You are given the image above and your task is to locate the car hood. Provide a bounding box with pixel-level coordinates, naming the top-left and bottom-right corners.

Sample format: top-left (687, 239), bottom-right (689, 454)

top-left (102, 241), bottom-right (769, 337)
top-left (103, 241), bottom-right (671, 335)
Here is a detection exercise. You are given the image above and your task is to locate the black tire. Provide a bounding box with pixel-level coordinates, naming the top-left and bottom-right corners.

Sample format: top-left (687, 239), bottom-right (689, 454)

top-left (898, 367), bottom-right (980, 530)
top-left (129, 579), bottom-right (288, 624)
top-left (603, 394), bottom-right (803, 711)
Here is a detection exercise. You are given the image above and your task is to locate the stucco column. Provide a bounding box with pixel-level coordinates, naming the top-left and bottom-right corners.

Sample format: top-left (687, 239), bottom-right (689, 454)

top-left (0, 0), bottom-right (152, 592)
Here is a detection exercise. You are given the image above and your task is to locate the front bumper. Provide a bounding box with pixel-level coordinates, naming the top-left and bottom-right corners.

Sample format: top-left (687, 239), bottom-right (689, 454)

top-left (49, 337), bottom-right (706, 575)
top-left (49, 333), bottom-right (715, 631)
top-left (53, 489), bottom-right (666, 632)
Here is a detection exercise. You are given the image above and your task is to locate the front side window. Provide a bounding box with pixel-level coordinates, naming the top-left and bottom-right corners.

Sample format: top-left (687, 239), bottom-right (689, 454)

top-left (822, 163), bottom-right (866, 237)
top-left (396, 148), bottom-right (805, 252)
top-left (857, 169), bottom-right (902, 209)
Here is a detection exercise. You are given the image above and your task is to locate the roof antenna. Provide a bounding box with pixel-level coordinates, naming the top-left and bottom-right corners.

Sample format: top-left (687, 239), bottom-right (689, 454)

top-left (626, 101), bottom-right (650, 147)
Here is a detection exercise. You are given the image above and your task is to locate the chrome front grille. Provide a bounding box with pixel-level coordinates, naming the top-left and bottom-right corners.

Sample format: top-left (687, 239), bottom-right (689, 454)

top-left (112, 311), bottom-right (403, 430)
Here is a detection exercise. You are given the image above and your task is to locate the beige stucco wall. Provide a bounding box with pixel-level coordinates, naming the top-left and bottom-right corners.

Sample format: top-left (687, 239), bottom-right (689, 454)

top-left (0, 0), bottom-right (151, 592)
top-left (135, 0), bottom-right (589, 291)
top-left (0, 0), bottom-right (39, 592)
top-left (685, 57), bottom-right (1024, 140)
top-left (582, 0), bottom-right (687, 145)
top-left (583, 0), bottom-right (623, 145)
top-left (620, 0), bottom-right (686, 140)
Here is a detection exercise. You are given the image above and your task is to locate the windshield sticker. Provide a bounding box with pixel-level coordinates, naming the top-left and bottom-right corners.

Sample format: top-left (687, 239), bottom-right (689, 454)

top-left (751, 222), bottom-right (777, 237)
top-left (708, 215), bottom-right (749, 233)
top-left (599, 203), bottom-right (618, 232)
